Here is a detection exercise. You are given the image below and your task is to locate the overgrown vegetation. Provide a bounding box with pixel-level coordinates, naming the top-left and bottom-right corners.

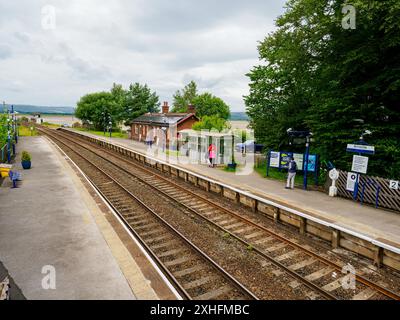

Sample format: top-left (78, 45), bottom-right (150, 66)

top-left (0, 113), bottom-right (7, 147)
top-left (245, 0), bottom-right (400, 179)
top-left (172, 81), bottom-right (231, 131)
top-left (75, 83), bottom-right (160, 131)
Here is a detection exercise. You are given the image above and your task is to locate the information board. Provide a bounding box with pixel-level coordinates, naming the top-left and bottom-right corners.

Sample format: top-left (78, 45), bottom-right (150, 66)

top-left (293, 153), bottom-right (304, 171)
top-left (352, 155), bottom-right (369, 174)
top-left (269, 151), bottom-right (280, 168)
top-left (280, 152), bottom-right (293, 169)
top-left (346, 172), bottom-right (359, 192)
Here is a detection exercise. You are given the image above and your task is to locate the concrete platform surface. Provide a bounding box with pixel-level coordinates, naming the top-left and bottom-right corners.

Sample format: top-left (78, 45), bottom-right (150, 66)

top-left (0, 136), bottom-right (136, 299)
top-left (66, 129), bottom-right (400, 247)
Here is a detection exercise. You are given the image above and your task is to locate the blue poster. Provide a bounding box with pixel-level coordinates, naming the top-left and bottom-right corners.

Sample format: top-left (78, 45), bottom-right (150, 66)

top-left (304, 154), bottom-right (317, 172)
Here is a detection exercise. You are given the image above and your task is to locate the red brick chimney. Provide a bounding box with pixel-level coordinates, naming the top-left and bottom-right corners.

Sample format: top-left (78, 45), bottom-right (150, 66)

top-left (162, 101), bottom-right (169, 114)
top-left (188, 104), bottom-right (196, 114)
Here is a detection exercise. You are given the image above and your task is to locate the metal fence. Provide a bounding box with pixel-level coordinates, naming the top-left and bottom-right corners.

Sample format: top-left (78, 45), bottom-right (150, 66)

top-left (0, 143), bottom-right (7, 163)
top-left (336, 170), bottom-right (400, 212)
top-left (0, 143), bottom-right (14, 163)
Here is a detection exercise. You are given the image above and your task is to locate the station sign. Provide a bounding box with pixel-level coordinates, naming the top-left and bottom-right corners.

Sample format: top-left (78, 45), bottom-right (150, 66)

top-left (346, 172), bottom-right (359, 192)
top-left (346, 144), bottom-right (375, 155)
top-left (389, 180), bottom-right (399, 190)
top-left (351, 155), bottom-right (369, 174)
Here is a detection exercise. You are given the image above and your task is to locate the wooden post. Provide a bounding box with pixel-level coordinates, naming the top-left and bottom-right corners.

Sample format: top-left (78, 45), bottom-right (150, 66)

top-left (235, 192), bottom-right (240, 204)
top-left (332, 229), bottom-right (340, 249)
top-left (205, 181), bottom-right (210, 192)
top-left (373, 246), bottom-right (384, 268)
top-left (252, 199), bottom-right (257, 212)
top-left (299, 217), bottom-right (306, 235)
top-left (273, 208), bottom-right (280, 223)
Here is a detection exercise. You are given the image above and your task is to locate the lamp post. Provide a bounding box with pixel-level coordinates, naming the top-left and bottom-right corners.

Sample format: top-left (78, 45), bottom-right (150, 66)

top-left (109, 120), bottom-right (112, 138)
top-left (287, 129), bottom-right (313, 190)
top-left (352, 129), bottom-right (372, 200)
top-left (103, 110), bottom-right (107, 136)
top-left (7, 118), bottom-right (11, 163)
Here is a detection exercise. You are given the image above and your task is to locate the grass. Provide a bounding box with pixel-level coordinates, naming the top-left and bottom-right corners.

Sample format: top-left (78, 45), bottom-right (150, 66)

top-left (165, 150), bottom-right (180, 157)
top-left (74, 128), bottom-right (128, 139)
top-left (42, 122), bottom-right (61, 129)
top-left (221, 161), bottom-right (321, 187)
top-left (255, 163), bottom-right (325, 186)
top-left (18, 125), bottom-right (38, 137)
top-left (223, 166), bottom-right (237, 173)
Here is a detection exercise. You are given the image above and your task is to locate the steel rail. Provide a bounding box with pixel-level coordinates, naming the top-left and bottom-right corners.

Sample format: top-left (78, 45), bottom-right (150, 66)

top-left (42, 127), bottom-right (400, 300)
top-left (40, 127), bottom-right (259, 300)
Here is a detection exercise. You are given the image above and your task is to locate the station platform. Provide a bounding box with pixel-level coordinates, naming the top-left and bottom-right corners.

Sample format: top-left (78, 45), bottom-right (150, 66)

top-left (66, 129), bottom-right (400, 248)
top-left (0, 136), bottom-right (173, 300)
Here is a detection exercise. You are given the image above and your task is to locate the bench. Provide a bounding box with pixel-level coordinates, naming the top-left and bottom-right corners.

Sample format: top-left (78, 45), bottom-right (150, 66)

top-left (9, 170), bottom-right (22, 188)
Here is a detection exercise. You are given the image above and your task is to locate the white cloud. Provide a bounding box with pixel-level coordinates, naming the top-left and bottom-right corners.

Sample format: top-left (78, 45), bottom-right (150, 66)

top-left (0, 0), bottom-right (286, 111)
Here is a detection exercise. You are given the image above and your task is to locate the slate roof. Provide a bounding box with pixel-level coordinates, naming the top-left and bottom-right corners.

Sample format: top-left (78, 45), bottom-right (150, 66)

top-left (131, 113), bottom-right (197, 126)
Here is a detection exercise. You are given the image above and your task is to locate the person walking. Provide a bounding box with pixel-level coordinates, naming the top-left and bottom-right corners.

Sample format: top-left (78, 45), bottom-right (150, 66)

top-left (208, 143), bottom-right (216, 168)
top-left (286, 156), bottom-right (297, 189)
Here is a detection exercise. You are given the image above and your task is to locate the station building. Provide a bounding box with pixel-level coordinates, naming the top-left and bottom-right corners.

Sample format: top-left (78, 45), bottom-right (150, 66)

top-left (129, 102), bottom-right (199, 146)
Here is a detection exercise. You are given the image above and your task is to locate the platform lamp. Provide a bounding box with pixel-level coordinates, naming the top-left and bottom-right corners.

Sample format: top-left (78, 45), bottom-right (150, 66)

top-left (102, 109), bottom-right (110, 136)
top-left (287, 129), bottom-right (313, 190)
top-left (108, 120), bottom-right (112, 138)
top-left (6, 118), bottom-right (11, 163)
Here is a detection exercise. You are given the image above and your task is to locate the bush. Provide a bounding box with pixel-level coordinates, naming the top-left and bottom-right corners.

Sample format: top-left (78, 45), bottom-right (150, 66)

top-left (21, 151), bottom-right (31, 162)
top-left (72, 122), bottom-right (82, 128)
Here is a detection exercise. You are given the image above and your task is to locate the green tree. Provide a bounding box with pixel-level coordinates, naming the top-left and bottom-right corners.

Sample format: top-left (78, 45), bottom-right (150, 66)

top-left (172, 81), bottom-right (198, 112)
top-left (121, 83), bottom-right (160, 125)
top-left (245, 0), bottom-right (400, 178)
top-left (192, 93), bottom-right (231, 120)
top-left (110, 83), bottom-right (127, 122)
top-left (75, 92), bottom-right (118, 130)
top-left (192, 115), bottom-right (230, 132)
top-left (0, 113), bottom-right (8, 147)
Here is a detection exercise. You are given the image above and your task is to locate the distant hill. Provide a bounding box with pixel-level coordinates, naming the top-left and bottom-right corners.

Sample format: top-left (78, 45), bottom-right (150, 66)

top-left (230, 112), bottom-right (249, 121)
top-left (3, 104), bottom-right (74, 115)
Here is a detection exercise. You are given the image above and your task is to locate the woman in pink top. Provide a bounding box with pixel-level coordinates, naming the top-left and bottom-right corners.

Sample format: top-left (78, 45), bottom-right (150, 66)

top-left (208, 144), bottom-right (216, 168)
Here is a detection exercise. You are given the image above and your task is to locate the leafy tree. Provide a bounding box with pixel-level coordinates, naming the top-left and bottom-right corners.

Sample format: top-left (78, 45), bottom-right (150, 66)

top-left (245, 0), bottom-right (400, 178)
top-left (172, 81), bottom-right (198, 112)
top-left (75, 83), bottom-right (160, 129)
top-left (110, 83), bottom-right (126, 122)
top-left (192, 93), bottom-right (231, 120)
top-left (121, 83), bottom-right (160, 125)
top-left (0, 113), bottom-right (8, 146)
top-left (192, 115), bottom-right (230, 132)
top-left (75, 92), bottom-right (118, 130)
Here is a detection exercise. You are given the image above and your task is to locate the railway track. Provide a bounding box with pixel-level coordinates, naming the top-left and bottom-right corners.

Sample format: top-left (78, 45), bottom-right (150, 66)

top-left (39, 128), bottom-right (257, 300)
top-left (40, 127), bottom-right (400, 300)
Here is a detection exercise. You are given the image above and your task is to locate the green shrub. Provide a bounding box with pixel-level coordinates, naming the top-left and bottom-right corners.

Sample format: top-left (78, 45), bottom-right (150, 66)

top-left (21, 151), bottom-right (31, 162)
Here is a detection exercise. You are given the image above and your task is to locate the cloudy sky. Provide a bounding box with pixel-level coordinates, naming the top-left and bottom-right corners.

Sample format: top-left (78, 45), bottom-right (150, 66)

top-left (0, 0), bottom-right (286, 111)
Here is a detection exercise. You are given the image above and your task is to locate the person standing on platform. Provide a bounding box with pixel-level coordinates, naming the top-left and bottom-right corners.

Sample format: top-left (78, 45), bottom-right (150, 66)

top-left (208, 143), bottom-right (216, 168)
top-left (285, 156), bottom-right (297, 189)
